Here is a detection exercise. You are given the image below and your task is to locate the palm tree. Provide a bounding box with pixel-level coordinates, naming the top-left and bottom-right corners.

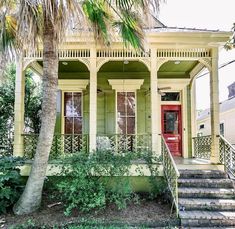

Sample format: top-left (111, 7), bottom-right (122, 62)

top-left (0, 0), bottom-right (162, 215)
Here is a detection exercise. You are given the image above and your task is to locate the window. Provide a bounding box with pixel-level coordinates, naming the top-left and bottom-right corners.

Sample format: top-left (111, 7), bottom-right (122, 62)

top-left (161, 92), bottom-right (180, 101)
top-left (199, 124), bottom-right (205, 130)
top-left (220, 123), bottom-right (225, 136)
top-left (163, 111), bottom-right (179, 134)
top-left (117, 92), bottom-right (135, 134)
top-left (64, 92), bottom-right (82, 134)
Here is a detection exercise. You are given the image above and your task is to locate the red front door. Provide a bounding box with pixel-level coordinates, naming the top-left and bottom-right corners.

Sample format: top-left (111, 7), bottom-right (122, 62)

top-left (161, 105), bottom-right (182, 156)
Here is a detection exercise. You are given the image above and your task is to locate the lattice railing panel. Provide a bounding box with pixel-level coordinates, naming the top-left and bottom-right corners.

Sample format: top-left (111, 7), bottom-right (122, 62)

top-left (96, 49), bottom-right (151, 58)
top-left (24, 49), bottom-right (90, 59)
top-left (23, 134), bottom-right (88, 159)
top-left (193, 135), bottom-right (212, 160)
top-left (156, 48), bottom-right (211, 58)
top-left (161, 136), bottom-right (179, 216)
top-left (219, 136), bottom-right (235, 177)
top-left (96, 134), bottom-right (151, 153)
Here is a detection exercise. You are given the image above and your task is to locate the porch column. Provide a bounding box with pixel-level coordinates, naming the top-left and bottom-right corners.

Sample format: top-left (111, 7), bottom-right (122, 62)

top-left (210, 48), bottom-right (220, 163)
top-left (190, 81), bottom-right (197, 157)
top-left (150, 48), bottom-right (159, 154)
top-left (13, 55), bottom-right (25, 157)
top-left (89, 47), bottom-right (97, 152)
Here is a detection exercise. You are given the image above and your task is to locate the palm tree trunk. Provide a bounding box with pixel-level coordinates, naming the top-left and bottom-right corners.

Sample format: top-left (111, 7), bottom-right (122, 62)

top-left (13, 17), bottom-right (58, 215)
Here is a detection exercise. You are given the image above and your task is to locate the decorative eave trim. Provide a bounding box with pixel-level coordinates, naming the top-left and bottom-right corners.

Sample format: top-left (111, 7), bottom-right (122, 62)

top-left (108, 79), bottom-right (144, 91)
top-left (58, 79), bottom-right (89, 91)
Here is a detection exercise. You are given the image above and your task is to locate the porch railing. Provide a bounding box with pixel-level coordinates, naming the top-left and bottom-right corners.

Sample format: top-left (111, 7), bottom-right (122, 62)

top-left (193, 135), bottom-right (235, 177)
top-left (161, 135), bottom-right (180, 216)
top-left (96, 134), bottom-right (152, 153)
top-left (22, 134), bottom-right (89, 159)
top-left (219, 135), bottom-right (235, 177)
top-left (192, 135), bottom-right (212, 160)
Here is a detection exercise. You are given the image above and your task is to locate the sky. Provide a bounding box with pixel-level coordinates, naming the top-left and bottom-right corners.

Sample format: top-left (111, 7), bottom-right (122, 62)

top-left (158, 0), bottom-right (235, 110)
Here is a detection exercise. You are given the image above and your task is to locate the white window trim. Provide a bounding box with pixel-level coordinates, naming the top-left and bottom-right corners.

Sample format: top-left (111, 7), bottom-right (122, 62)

top-left (61, 91), bottom-right (84, 135)
top-left (58, 79), bottom-right (89, 91)
top-left (59, 80), bottom-right (88, 134)
top-left (115, 91), bottom-right (137, 135)
top-left (108, 79), bottom-right (144, 135)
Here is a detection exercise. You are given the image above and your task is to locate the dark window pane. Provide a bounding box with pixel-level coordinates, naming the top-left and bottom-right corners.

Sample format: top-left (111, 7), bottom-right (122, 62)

top-left (74, 117), bottom-right (82, 134)
top-left (117, 117), bottom-right (126, 134)
top-left (64, 93), bottom-right (73, 116)
top-left (126, 92), bottom-right (135, 116)
top-left (127, 117), bottom-right (135, 134)
top-left (161, 92), bottom-right (180, 101)
top-left (220, 123), bottom-right (224, 136)
top-left (73, 92), bottom-right (82, 117)
top-left (164, 111), bottom-right (178, 134)
top-left (117, 92), bottom-right (125, 116)
top-left (65, 117), bottom-right (73, 134)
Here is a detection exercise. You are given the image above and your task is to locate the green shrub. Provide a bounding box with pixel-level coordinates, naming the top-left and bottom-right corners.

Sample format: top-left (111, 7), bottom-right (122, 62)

top-left (0, 156), bottom-right (24, 213)
top-left (56, 150), bottom-right (162, 215)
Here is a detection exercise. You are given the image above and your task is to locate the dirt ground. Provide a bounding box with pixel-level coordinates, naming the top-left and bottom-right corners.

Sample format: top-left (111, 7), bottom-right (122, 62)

top-left (1, 192), bottom-right (178, 228)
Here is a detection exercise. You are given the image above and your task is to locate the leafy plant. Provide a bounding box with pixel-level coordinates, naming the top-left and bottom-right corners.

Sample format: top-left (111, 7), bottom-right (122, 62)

top-left (56, 150), bottom-right (162, 215)
top-left (0, 156), bottom-right (24, 213)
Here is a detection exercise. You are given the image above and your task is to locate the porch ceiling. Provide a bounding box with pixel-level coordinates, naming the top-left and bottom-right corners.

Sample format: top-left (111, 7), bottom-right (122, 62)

top-left (38, 61), bottom-right (89, 72)
top-left (158, 60), bottom-right (198, 78)
top-left (38, 60), bottom-right (199, 78)
top-left (99, 61), bottom-right (149, 72)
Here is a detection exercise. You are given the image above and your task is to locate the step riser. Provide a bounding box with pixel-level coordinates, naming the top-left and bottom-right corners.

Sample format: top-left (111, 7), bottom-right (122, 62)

top-left (179, 193), bottom-right (234, 199)
top-left (181, 219), bottom-right (235, 227)
top-left (178, 179), bottom-right (234, 188)
top-left (180, 174), bottom-right (227, 179)
top-left (179, 204), bottom-right (235, 211)
top-left (178, 182), bottom-right (234, 189)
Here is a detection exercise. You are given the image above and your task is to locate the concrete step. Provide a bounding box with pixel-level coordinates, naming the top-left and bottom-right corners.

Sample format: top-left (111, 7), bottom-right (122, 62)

top-left (179, 198), bottom-right (235, 211)
top-left (179, 210), bottom-right (235, 227)
top-left (178, 178), bottom-right (234, 188)
top-left (178, 187), bottom-right (235, 199)
top-left (179, 170), bottom-right (227, 179)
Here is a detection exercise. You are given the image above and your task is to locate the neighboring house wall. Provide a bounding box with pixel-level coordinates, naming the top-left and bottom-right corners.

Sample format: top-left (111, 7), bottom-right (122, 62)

top-left (197, 103), bottom-right (235, 145)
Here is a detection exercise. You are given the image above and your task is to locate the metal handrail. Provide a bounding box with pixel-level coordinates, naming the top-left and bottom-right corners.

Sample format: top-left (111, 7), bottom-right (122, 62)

top-left (161, 135), bottom-right (180, 216)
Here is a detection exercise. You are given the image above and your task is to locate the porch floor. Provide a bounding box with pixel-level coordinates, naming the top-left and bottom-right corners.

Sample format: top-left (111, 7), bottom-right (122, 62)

top-left (173, 156), bottom-right (224, 171)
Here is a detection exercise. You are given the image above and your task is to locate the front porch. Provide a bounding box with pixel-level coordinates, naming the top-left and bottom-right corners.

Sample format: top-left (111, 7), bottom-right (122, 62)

top-left (13, 46), bottom-right (226, 165)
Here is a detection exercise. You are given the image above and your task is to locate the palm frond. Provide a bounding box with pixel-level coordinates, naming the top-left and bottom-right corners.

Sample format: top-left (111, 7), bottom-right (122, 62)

top-left (42, 0), bottom-right (85, 42)
top-left (113, 10), bottom-right (144, 50)
top-left (82, 0), bottom-right (111, 44)
top-left (17, 0), bottom-right (43, 50)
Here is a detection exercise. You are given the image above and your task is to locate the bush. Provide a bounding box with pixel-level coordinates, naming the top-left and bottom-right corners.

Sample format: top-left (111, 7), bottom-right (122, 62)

top-left (0, 156), bottom-right (24, 213)
top-left (56, 150), bottom-right (162, 215)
